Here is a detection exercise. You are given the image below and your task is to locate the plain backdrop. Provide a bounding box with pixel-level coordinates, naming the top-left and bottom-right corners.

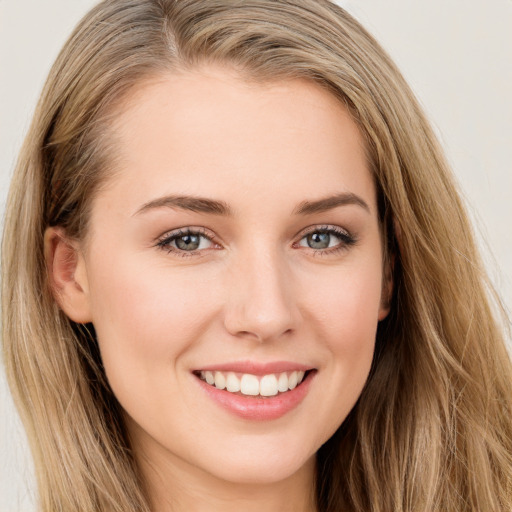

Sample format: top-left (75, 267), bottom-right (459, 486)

top-left (1, 0), bottom-right (511, 510)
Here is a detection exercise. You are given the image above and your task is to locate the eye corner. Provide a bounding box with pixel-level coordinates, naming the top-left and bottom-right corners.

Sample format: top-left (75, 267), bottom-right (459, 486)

top-left (295, 224), bottom-right (357, 255)
top-left (154, 226), bottom-right (221, 257)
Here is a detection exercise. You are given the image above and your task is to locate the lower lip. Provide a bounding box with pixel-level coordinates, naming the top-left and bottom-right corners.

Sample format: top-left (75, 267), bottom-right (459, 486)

top-left (195, 371), bottom-right (316, 421)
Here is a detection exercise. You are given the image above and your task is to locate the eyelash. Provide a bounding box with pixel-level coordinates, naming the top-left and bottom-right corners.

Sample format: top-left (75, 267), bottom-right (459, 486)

top-left (156, 227), bottom-right (215, 258)
top-left (155, 225), bottom-right (357, 258)
top-left (295, 225), bottom-right (357, 256)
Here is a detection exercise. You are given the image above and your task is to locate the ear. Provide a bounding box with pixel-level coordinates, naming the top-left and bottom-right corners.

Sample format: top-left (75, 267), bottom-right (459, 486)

top-left (378, 218), bottom-right (400, 321)
top-left (378, 254), bottom-right (394, 321)
top-left (44, 227), bottom-right (92, 323)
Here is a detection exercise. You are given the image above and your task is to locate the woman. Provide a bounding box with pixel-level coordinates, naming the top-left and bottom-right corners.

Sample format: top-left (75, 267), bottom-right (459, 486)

top-left (2, 0), bottom-right (511, 511)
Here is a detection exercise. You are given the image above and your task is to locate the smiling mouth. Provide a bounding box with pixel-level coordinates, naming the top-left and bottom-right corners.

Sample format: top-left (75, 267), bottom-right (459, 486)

top-left (193, 369), bottom-right (312, 398)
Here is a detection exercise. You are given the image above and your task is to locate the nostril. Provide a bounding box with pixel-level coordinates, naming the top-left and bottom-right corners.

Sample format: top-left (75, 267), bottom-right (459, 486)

top-left (223, 271), bottom-right (298, 341)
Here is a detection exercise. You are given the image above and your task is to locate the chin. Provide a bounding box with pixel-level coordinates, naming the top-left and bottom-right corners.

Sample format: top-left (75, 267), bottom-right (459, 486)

top-left (195, 438), bottom-right (317, 486)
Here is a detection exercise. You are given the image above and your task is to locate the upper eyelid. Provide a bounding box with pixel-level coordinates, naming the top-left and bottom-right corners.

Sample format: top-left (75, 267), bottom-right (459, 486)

top-left (295, 224), bottom-right (351, 238)
top-left (156, 226), bottom-right (215, 243)
top-left (155, 224), bottom-right (354, 250)
top-left (155, 228), bottom-right (218, 256)
top-left (156, 224), bottom-right (350, 238)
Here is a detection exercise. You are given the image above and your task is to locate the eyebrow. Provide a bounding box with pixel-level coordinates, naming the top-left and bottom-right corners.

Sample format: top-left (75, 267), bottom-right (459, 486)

top-left (134, 192), bottom-right (370, 217)
top-left (293, 192), bottom-right (370, 215)
top-left (134, 195), bottom-right (233, 216)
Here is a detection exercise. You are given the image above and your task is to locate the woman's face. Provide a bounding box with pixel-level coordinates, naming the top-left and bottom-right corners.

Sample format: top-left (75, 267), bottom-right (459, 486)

top-left (69, 66), bottom-right (390, 486)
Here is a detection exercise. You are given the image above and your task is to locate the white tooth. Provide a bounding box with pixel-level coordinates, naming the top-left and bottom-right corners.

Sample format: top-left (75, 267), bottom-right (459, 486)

top-left (226, 372), bottom-right (241, 392)
top-left (200, 371), bottom-right (206, 380)
top-left (260, 374), bottom-right (278, 397)
top-left (214, 371), bottom-right (226, 389)
top-left (205, 371), bottom-right (215, 385)
top-left (240, 374), bottom-right (260, 396)
top-left (277, 372), bottom-right (289, 392)
top-left (288, 371), bottom-right (298, 390)
top-left (297, 370), bottom-right (305, 384)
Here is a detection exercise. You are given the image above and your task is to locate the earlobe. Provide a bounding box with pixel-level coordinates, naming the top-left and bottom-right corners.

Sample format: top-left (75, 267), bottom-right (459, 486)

top-left (44, 227), bottom-right (92, 323)
top-left (378, 217), bottom-right (401, 321)
top-left (378, 277), bottom-right (392, 321)
top-left (378, 254), bottom-right (395, 321)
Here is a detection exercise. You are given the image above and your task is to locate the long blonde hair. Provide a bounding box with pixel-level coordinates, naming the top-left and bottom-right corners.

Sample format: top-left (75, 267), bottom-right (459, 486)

top-left (2, 1), bottom-right (511, 510)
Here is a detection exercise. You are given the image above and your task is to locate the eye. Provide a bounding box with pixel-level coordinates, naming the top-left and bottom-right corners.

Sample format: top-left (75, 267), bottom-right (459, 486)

top-left (156, 228), bottom-right (216, 255)
top-left (297, 226), bottom-right (356, 253)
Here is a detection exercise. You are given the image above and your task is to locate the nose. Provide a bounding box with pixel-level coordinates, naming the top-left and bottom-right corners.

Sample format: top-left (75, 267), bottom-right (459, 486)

top-left (223, 246), bottom-right (298, 342)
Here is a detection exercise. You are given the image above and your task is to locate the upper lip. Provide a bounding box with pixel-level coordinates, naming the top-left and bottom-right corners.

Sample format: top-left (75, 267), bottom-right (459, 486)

top-left (194, 360), bottom-right (314, 376)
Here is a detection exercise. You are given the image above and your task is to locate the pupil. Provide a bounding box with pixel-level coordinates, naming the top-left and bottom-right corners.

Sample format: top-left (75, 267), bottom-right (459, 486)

top-left (308, 232), bottom-right (330, 249)
top-left (176, 234), bottom-right (200, 250)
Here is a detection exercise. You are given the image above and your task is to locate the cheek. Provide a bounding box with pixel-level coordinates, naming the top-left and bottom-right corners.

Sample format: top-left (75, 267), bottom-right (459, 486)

top-left (330, 270), bottom-right (381, 373)
top-left (86, 254), bottom-right (217, 384)
top-left (308, 257), bottom-right (384, 345)
top-left (303, 258), bottom-right (382, 428)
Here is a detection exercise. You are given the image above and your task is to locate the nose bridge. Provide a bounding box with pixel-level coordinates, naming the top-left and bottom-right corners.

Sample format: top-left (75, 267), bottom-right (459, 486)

top-left (224, 242), bottom-right (297, 341)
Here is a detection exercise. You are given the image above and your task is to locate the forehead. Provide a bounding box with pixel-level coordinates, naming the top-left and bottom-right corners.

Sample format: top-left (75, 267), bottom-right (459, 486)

top-left (97, 65), bottom-right (375, 217)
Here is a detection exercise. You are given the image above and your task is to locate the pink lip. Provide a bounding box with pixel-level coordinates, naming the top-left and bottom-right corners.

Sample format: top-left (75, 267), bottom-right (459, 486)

top-left (194, 369), bottom-right (316, 421)
top-left (195, 360), bottom-right (313, 376)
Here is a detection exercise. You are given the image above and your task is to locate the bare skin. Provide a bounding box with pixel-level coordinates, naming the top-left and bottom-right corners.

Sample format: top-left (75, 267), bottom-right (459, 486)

top-left (47, 65), bottom-right (390, 512)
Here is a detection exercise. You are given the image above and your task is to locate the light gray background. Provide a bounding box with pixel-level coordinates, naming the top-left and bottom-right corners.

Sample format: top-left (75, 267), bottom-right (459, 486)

top-left (1, 1), bottom-right (511, 510)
